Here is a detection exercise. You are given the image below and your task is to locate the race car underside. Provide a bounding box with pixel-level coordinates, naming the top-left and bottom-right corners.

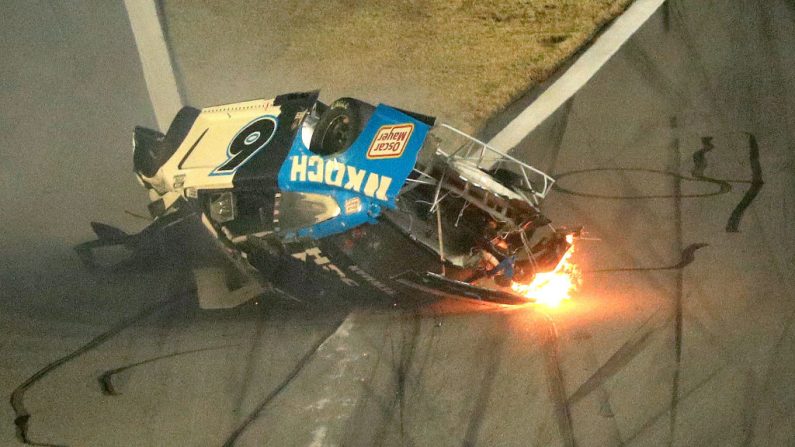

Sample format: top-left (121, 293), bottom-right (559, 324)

top-left (76, 92), bottom-right (578, 308)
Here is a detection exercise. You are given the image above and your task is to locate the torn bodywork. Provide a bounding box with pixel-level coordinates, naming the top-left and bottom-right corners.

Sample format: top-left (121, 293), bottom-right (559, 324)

top-left (77, 91), bottom-right (579, 307)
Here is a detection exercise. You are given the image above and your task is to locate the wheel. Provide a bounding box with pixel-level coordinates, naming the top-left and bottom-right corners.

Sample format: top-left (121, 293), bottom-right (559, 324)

top-left (309, 97), bottom-right (373, 156)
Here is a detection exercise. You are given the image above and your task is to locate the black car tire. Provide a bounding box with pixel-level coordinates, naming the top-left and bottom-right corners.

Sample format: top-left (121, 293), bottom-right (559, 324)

top-left (309, 97), bottom-right (374, 156)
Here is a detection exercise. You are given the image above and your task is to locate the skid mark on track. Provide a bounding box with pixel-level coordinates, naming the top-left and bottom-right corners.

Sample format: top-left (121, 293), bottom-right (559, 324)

top-left (622, 364), bottom-right (726, 444)
top-left (554, 133), bottom-right (764, 234)
top-left (359, 312), bottom-right (508, 447)
top-left (590, 243), bottom-right (708, 273)
top-left (558, 198), bottom-right (683, 299)
top-left (669, 289), bottom-right (684, 447)
top-left (461, 315), bottom-right (508, 447)
top-left (541, 316), bottom-right (576, 447)
top-left (9, 291), bottom-right (189, 446)
top-left (740, 369), bottom-right (759, 447)
top-left (567, 327), bottom-right (657, 405)
top-left (346, 310), bottom-right (454, 447)
top-left (726, 134), bottom-right (764, 232)
top-left (689, 133), bottom-right (764, 232)
top-left (669, 118), bottom-right (684, 447)
top-left (393, 312), bottom-right (421, 446)
top-left (553, 167), bottom-right (731, 199)
top-left (222, 316), bottom-right (350, 447)
top-left (690, 136), bottom-right (715, 178)
top-left (343, 325), bottom-right (392, 445)
top-left (565, 309), bottom-right (667, 444)
top-left (624, 40), bottom-right (688, 109)
top-left (232, 302), bottom-right (271, 417)
top-left (543, 97), bottom-right (575, 175)
top-left (97, 345), bottom-right (236, 396)
top-left (368, 311), bottom-right (421, 447)
top-left (409, 312), bottom-right (443, 392)
top-left (743, 305), bottom-right (795, 445)
top-left (353, 381), bottom-right (417, 447)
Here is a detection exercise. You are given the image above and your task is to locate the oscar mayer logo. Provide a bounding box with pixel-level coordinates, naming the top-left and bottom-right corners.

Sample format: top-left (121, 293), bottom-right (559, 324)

top-left (367, 123), bottom-right (414, 159)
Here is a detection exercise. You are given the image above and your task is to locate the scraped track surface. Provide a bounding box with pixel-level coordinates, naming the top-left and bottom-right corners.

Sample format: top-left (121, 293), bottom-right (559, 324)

top-left (2, 0), bottom-right (794, 446)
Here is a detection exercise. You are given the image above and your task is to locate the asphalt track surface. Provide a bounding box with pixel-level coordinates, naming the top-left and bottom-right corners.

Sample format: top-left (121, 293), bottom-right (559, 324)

top-left (2, 1), bottom-right (794, 446)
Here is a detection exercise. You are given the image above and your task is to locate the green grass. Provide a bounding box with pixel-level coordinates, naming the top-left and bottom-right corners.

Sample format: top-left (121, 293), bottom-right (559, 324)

top-left (163, 0), bottom-right (633, 133)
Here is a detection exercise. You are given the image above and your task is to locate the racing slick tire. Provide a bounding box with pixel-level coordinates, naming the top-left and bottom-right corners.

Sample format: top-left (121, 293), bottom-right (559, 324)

top-left (310, 97), bottom-right (374, 156)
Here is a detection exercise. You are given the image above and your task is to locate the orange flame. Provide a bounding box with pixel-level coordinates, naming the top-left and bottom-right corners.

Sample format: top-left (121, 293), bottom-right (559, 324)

top-left (511, 235), bottom-right (581, 307)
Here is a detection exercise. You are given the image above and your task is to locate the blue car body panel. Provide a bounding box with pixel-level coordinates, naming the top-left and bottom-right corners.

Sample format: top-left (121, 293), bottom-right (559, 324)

top-left (277, 104), bottom-right (431, 240)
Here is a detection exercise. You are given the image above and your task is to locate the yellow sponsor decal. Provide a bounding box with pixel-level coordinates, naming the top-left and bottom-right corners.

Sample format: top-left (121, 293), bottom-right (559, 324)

top-left (367, 123), bottom-right (414, 159)
top-left (344, 197), bottom-right (361, 215)
top-left (289, 155), bottom-right (392, 201)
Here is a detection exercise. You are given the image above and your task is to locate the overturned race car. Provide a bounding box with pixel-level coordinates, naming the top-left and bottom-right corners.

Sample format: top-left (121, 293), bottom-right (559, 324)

top-left (77, 91), bottom-right (580, 308)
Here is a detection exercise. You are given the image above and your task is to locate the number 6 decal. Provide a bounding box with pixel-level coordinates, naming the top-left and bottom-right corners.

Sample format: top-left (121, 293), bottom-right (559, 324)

top-left (212, 116), bottom-right (278, 175)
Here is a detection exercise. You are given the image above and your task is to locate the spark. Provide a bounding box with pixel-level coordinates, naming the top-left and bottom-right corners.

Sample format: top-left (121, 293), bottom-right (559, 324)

top-left (512, 234), bottom-right (581, 307)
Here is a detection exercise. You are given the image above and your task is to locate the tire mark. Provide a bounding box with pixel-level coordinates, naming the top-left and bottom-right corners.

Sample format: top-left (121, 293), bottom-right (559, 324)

top-left (540, 315), bottom-right (576, 447)
top-left (354, 382), bottom-right (418, 447)
top-left (342, 304), bottom-right (436, 446)
top-left (554, 198), bottom-right (683, 302)
top-left (742, 306), bottom-right (795, 446)
top-left (370, 321), bottom-right (404, 446)
top-left (669, 117), bottom-right (684, 447)
top-left (343, 330), bottom-right (391, 446)
top-left (348, 311), bottom-right (452, 447)
top-left (675, 242), bottom-right (709, 268)
top-left (572, 332), bottom-right (625, 445)
top-left (395, 312), bottom-right (421, 446)
top-left (622, 364), bottom-right (725, 445)
top-left (624, 41), bottom-right (689, 111)
top-left (370, 311), bottom-right (421, 447)
top-left (543, 97), bottom-right (574, 175)
top-left (566, 307), bottom-right (665, 407)
top-left (726, 133), bottom-right (764, 232)
top-left (553, 167), bottom-right (731, 199)
top-left (555, 133), bottom-right (764, 233)
top-left (98, 345), bottom-right (236, 396)
top-left (232, 300), bottom-right (271, 418)
top-left (567, 328), bottom-right (656, 405)
top-left (690, 137), bottom-right (714, 178)
top-left (590, 243), bottom-right (708, 272)
top-left (740, 369), bottom-right (759, 447)
top-left (682, 311), bottom-right (733, 364)
top-left (361, 312), bottom-right (505, 447)
top-left (408, 310), bottom-right (442, 390)
top-left (461, 318), bottom-right (508, 447)
top-left (667, 2), bottom-right (729, 130)
top-left (221, 316), bottom-right (349, 447)
top-left (689, 133), bottom-right (764, 232)
top-left (566, 99), bottom-right (659, 169)
top-left (9, 291), bottom-right (188, 446)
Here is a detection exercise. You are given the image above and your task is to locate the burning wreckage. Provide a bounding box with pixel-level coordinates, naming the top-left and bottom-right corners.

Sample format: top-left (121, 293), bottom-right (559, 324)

top-left (77, 91), bottom-right (581, 308)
